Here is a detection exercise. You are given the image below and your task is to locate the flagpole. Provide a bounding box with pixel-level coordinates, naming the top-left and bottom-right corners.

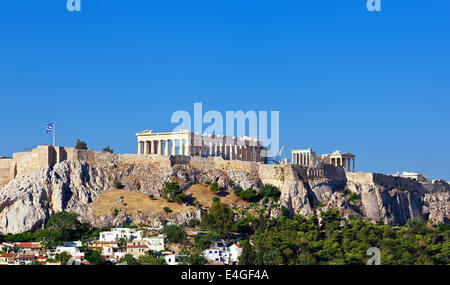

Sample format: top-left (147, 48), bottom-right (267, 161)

top-left (53, 122), bottom-right (56, 146)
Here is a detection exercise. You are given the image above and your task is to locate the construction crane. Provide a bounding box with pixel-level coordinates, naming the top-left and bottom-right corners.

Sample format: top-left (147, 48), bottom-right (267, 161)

top-left (268, 146), bottom-right (285, 164)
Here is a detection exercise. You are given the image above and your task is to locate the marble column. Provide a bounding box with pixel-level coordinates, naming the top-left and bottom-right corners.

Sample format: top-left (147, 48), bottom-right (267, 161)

top-left (157, 140), bottom-right (162, 155)
top-left (144, 141), bottom-right (149, 154)
top-left (179, 139), bottom-right (184, 156)
top-left (171, 140), bottom-right (177, 156)
top-left (138, 142), bottom-right (142, 154)
top-left (185, 140), bottom-right (191, 156)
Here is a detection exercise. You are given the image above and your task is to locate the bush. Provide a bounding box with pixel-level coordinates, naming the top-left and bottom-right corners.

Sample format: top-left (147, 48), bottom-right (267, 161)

top-left (162, 182), bottom-right (187, 204)
top-left (162, 225), bottom-right (186, 243)
top-left (341, 188), bottom-right (349, 195)
top-left (188, 219), bottom-right (201, 228)
top-left (212, 197), bottom-right (220, 203)
top-left (209, 182), bottom-right (219, 193)
top-left (138, 253), bottom-right (167, 265)
top-left (193, 233), bottom-right (216, 250)
top-left (178, 254), bottom-right (206, 265)
top-left (84, 248), bottom-right (104, 265)
top-left (163, 207), bottom-right (172, 213)
top-left (238, 188), bottom-right (261, 202)
top-left (281, 206), bottom-right (290, 218)
top-left (234, 186), bottom-right (243, 196)
top-left (349, 193), bottom-right (357, 203)
top-left (406, 218), bottom-right (428, 235)
top-left (118, 254), bottom-right (139, 265)
top-left (113, 208), bottom-right (119, 216)
top-left (114, 181), bottom-right (124, 189)
top-left (174, 193), bottom-right (188, 204)
top-left (259, 184), bottom-right (281, 202)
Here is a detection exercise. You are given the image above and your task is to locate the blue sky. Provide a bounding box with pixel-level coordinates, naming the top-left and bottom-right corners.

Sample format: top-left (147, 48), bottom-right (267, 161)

top-left (0, 1), bottom-right (449, 180)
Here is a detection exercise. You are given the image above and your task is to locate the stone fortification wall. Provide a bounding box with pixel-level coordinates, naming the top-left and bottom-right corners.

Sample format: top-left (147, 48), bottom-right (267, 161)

top-left (346, 172), bottom-right (450, 193)
top-left (0, 158), bottom-right (13, 189)
top-left (3, 145), bottom-right (448, 197)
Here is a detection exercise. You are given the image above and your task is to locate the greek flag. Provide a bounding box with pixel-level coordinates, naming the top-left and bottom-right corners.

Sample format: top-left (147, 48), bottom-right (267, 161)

top-left (46, 123), bottom-right (54, 133)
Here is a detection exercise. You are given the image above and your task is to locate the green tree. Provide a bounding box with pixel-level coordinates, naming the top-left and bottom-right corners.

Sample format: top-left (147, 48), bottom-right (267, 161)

top-left (234, 186), bottom-right (243, 196)
top-left (45, 211), bottom-right (89, 244)
top-left (118, 254), bottom-right (139, 265)
top-left (138, 252), bottom-right (167, 265)
top-left (259, 184), bottom-right (281, 202)
top-left (193, 233), bottom-right (216, 250)
top-left (84, 248), bottom-right (104, 265)
top-left (238, 240), bottom-right (256, 265)
top-left (162, 225), bottom-right (186, 243)
top-left (102, 145), bottom-right (114, 153)
top-left (55, 251), bottom-right (72, 265)
top-left (75, 139), bottom-right (88, 150)
top-left (406, 218), bottom-right (428, 235)
top-left (209, 182), bottom-right (219, 193)
top-left (29, 260), bottom-right (41, 266)
top-left (188, 219), bottom-right (201, 228)
top-left (201, 202), bottom-right (234, 238)
top-left (281, 206), bottom-right (290, 218)
top-left (179, 253), bottom-right (206, 265)
top-left (162, 182), bottom-right (187, 204)
top-left (238, 188), bottom-right (261, 202)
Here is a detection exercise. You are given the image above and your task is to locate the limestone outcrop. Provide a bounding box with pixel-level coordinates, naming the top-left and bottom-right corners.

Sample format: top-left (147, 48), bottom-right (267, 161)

top-left (0, 154), bottom-right (448, 234)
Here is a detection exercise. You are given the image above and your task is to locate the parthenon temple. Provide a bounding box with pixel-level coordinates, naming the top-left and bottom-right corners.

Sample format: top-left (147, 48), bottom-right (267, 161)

top-left (292, 149), bottom-right (356, 172)
top-left (136, 130), bottom-right (267, 163)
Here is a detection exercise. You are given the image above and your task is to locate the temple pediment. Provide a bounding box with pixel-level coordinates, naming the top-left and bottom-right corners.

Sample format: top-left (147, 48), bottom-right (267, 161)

top-left (136, 130), bottom-right (154, 136)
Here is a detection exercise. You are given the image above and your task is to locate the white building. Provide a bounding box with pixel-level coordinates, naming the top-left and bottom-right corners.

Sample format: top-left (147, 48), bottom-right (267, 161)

top-left (55, 246), bottom-right (83, 257)
top-left (99, 228), bottom-right (144, 241)
top-left (228, 243), bottom-right (243, 264)
top-left (164, 254), bottom-right (189, 265)
top-left (393, 171), bottom-right (428, 182)
top-left (203, 248), bottom-right (230, 264)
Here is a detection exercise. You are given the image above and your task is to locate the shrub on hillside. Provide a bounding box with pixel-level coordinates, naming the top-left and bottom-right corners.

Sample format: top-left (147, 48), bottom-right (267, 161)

top-left (162, 182), bottom-right (187, 204)
top-left (259, 184), bottom-right (281, 202)
top-left (238, 188), bottom-right (261, 202)
top-left (209, 182), bottom-right (219, 193)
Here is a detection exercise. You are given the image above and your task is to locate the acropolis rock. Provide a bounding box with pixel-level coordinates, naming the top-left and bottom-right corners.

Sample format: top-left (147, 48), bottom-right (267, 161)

top-left (0, 146), bottom-right (448, 234)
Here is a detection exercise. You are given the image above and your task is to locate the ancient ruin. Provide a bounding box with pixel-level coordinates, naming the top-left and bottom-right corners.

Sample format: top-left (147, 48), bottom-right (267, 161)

top-left (292, 149), bottom-right (356, 172)
top-left (136, 129), bottom-right (267, 163)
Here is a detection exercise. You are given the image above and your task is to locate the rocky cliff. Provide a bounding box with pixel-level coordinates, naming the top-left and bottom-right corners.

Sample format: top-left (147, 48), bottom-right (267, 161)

top-left (0, 155), bottom-right (448, 234)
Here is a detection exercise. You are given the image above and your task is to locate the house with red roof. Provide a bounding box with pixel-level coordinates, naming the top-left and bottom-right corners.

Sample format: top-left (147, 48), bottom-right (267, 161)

top-left (0, 253), bottom-right (15, 265)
